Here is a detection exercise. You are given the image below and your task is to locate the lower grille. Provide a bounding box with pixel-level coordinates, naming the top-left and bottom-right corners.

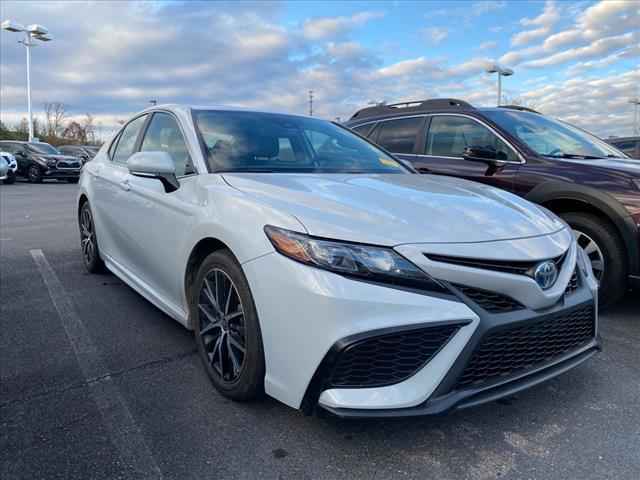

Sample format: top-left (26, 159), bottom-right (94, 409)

top-left (328, 324), bottom-right (462, 388)
top-left (56, 161), bottom-right (80, 169)
top-left (454, 284), bottom-right (524, 313)
top-left (455, 304), bottom-right (595, 390)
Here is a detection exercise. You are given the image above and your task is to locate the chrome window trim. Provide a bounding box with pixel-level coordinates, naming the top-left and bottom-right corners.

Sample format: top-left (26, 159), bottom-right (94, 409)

top-left (352, 113), bottom-right (526, 165)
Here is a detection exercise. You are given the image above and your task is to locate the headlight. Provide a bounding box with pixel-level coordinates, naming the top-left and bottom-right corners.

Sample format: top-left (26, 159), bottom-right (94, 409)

top-left (264, 225), bottom-right (448, 293)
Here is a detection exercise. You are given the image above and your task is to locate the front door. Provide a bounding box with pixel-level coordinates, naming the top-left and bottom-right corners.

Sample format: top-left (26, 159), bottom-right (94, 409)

top-left (408, 115), bottom-right (521, 192)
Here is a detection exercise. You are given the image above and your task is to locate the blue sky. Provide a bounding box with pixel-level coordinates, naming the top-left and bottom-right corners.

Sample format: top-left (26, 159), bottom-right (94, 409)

top-left (0, 1), bottom-right (638, 139)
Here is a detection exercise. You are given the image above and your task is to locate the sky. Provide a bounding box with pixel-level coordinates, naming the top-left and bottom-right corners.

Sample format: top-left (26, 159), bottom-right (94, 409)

top-left (0, 0), bottom-right (638, 140)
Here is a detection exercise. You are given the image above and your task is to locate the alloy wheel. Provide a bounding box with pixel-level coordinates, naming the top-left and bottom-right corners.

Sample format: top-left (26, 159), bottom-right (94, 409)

top-left (573, 229), bottom-right (605, 284)
top-left (29, 166), bottom-right (40, 182)
top-left (198, 269), bottom-right (247, 383)
top-left (80, 206), bottom-right (96, 266)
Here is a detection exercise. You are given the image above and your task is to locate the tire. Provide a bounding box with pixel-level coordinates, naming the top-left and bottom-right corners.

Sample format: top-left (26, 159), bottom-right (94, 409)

top-left (560, 211), bottom-right (627, 308)
top-left (190, 249), bottom-right (265, 401)
top-left (78, 202), bottom-right (106, 273)
top-left (66, 178), bottom-right (79, 184)
top-left (28, 165), bottom-right (43, 183)
top-left (2, 171), bottom-right (16, 184)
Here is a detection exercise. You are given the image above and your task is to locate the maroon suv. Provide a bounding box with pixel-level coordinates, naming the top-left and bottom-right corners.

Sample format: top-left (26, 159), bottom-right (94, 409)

top-left (346, 99), bottom-right (640, 306)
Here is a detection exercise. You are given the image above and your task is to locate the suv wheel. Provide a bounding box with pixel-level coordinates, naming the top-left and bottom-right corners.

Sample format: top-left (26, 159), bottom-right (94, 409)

top-left (561, 211), bottom-right (627, 307)
top-left (190, 250), bottom-right (265, 401)
top-left (2, 171), bottom-right (16, 184)
top-left (28, 165), bottom-right (43, 183)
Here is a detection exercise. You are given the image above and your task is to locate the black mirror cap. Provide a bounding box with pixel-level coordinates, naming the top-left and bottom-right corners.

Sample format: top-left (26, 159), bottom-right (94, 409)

top-left (463, 146), bottom-right (498, 163)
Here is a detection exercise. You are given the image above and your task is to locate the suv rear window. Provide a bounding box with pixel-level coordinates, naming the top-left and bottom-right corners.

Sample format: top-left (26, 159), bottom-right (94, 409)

top-left (375, 117), bottom-right (423, 154)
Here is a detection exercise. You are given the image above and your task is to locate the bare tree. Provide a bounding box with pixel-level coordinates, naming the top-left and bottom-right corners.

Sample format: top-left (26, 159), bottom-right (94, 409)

top-left (62, 121), bottom-right (87, 143)
top-left (81, 113), bottom-right (96, 143)
top-left (43, 102), bottom-right (66, 137)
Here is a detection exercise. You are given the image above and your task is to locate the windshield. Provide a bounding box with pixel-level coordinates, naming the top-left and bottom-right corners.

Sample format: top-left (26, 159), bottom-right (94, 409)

top-left (483, 110), bottom-right (626, 159)
top-left (27, 142), bottom-right (60, 155)
top-left (193, 110), bottom-right (408, 174)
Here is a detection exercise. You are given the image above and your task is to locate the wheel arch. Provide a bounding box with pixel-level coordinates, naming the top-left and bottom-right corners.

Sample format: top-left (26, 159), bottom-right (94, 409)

top-left (526, 181), bottom-right (638, 274)
top-left (183, 237), bottom-right (234, 328)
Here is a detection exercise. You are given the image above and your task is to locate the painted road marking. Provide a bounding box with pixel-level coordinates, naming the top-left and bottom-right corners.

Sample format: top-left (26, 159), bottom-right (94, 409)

top-left (30, 249), bottom-right (163, 479)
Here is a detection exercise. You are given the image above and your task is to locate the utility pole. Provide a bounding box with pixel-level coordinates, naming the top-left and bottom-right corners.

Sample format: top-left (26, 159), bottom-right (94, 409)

top-left (308, 90), bottom-right (314, 117)
top-left (630, 98), bottom-right (640, 136)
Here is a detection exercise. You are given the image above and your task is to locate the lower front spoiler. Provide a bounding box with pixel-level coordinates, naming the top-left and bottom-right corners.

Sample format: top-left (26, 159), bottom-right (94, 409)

top-left (318, 339), bottom-right (601, 419)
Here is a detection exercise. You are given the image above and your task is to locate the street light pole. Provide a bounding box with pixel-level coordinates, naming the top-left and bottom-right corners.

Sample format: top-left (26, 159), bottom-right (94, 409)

top-left (1, 20), bottom-right (52, 142)
top-left (23, 32), bottom-right (34, 141)
top-left (486, 64), bottom-right (514, 106)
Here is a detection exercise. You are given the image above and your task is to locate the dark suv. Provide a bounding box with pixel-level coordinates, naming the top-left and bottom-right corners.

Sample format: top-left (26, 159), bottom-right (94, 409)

top-left (58, 144), bottom-right (100, 164)
top-left (346, 99), bottom-right (640, 306)
top-left (0, 141), bottom-right (82, 183)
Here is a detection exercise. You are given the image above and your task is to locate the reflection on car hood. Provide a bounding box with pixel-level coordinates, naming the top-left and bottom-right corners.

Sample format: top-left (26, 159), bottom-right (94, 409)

top-left (556, 157), bottom-right (640, 175)
top-left (222, 173), bottom-right (566, 245)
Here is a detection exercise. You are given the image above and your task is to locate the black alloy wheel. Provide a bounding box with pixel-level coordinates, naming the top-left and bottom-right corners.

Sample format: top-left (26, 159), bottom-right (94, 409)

top-left (198, 269), bottom-right (247, 383)
top-left (28, 165), bottom-right (43, 183)
top-left (79, 202), bottom-right (105, 273)
top-left (192, 250), bottom-right (265, 400)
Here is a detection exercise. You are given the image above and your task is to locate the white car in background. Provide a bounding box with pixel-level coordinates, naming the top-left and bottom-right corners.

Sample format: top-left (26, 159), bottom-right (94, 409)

top-left (77, 105), bottom-right (600, 417)
top-left (1, 151), bottom-right (17, 184)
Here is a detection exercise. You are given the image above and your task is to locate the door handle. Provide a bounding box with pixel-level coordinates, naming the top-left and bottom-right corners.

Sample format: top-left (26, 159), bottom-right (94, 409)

top-left (119, 179), bottom-right (130, 191)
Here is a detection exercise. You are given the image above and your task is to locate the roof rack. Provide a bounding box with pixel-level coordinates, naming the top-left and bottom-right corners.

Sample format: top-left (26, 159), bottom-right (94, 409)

top-left (499, 105), bottom-right (541, 114)
top-left (350, 98), bottom-right (474, 121)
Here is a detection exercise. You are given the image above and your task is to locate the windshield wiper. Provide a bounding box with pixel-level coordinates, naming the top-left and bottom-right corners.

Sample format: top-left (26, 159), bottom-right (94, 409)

top-left (545, 153), bottom-right (605, 160)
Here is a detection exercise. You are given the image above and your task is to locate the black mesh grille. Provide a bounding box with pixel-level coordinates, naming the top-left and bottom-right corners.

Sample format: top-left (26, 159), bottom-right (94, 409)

top-left (566, 269), bottom-right (579, 295)
top-left (57, 160), bottom-right (80, 168)
top-left (328, 324), bottom-right (462, 388)
top-left (454, 284), bottom-right (524, 313)
top-left (455, 304), bottom-right (595, 390)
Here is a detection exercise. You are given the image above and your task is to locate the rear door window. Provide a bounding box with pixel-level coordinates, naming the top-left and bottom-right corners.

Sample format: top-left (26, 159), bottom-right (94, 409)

top-left (352, 124), bottom-right (374, 138)
top-left (375, 117), bottom-right (423, 154)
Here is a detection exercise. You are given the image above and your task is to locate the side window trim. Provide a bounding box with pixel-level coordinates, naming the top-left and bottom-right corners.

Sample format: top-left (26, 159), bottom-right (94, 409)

top-left (422, 113), bottom-right (524, 164)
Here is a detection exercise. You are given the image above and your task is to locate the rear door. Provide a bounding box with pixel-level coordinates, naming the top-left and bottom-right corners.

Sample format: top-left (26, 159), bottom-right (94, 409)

top-left (409, 114), bottom-right (521, 191)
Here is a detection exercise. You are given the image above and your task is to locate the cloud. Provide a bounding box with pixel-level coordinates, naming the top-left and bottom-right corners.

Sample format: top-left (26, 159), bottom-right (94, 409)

top-left (302, 11), bottom-right (384, 40)
top-left (500, 0), bottom-right (637, 68)
top-left (423, 27), bottom-right (448, 45)
top-left (511, 0), bottom-right (559, 46)
top-left (476, 41), bottom-right (497, 51)
top-left (523, 32), bottom-right (637, 68)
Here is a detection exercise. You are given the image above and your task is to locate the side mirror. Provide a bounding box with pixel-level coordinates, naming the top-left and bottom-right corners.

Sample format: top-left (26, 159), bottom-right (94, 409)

top-left (462, 145), bottom-right (499, 163)
top-left (127, 151), bottom-right (179, 192)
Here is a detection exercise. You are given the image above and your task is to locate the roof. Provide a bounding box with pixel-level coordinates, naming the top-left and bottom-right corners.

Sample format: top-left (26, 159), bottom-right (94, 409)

top-left (138, 103), bottom-right (313, 120)
top-left (349, 98), bottom-right (474, 122)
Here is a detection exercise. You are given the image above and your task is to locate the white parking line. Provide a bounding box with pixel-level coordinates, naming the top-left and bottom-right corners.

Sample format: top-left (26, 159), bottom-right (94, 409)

top-left (30, 249), bottom-right (164, 479)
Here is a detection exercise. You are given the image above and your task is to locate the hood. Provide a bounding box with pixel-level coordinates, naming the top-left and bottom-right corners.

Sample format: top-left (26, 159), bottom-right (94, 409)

top-left (554, 156), bottom-right (640, 175)
top-left (39, 154), bottom-right (81, 162)
top-left (222, 173), bottom-right (566, 245)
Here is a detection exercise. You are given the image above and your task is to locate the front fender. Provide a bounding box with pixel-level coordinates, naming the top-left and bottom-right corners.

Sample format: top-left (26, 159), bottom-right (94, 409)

top-left (525, 181), bottom-right (638, 275)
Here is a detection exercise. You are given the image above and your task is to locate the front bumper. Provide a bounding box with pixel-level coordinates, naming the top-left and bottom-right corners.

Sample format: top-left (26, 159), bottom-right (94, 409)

top-left (243, 241), bottom-right (599, 416)
top-left (43, 168), bottom-right (81, 178)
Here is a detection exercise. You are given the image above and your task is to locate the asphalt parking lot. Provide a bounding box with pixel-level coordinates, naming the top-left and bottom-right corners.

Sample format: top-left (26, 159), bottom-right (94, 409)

top-left (1, 181), bottom-right (639, 480)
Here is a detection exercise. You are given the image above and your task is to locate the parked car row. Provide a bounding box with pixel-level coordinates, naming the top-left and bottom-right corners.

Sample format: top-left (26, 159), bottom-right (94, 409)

top-left (0, 141), bottom-right (84, 183)
top-left (345, 99), bottom-right (640, 307)
top-left (607, 136), bottom-right (640, 159)
top-left (0, 150), bottom-right (18, 184)
top-left (76, 104), bottom-right (601, 419)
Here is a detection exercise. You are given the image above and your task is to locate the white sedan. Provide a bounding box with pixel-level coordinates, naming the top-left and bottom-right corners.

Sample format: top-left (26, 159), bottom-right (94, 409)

top-left (77, 105), bottom-right (600, 417)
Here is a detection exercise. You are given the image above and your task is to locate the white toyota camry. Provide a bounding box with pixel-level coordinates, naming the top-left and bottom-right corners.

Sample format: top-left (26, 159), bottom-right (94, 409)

top-left (77, 105), bottom-right (600, 417)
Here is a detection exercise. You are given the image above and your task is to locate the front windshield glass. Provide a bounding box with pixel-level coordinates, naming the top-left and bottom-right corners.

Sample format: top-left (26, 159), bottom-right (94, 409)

top-left (193, 110), bottom-right (408, 174)
top-left (27, 142), bottom-right (60, 155)
top-left (483, 110), bottom-right (626, 159)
